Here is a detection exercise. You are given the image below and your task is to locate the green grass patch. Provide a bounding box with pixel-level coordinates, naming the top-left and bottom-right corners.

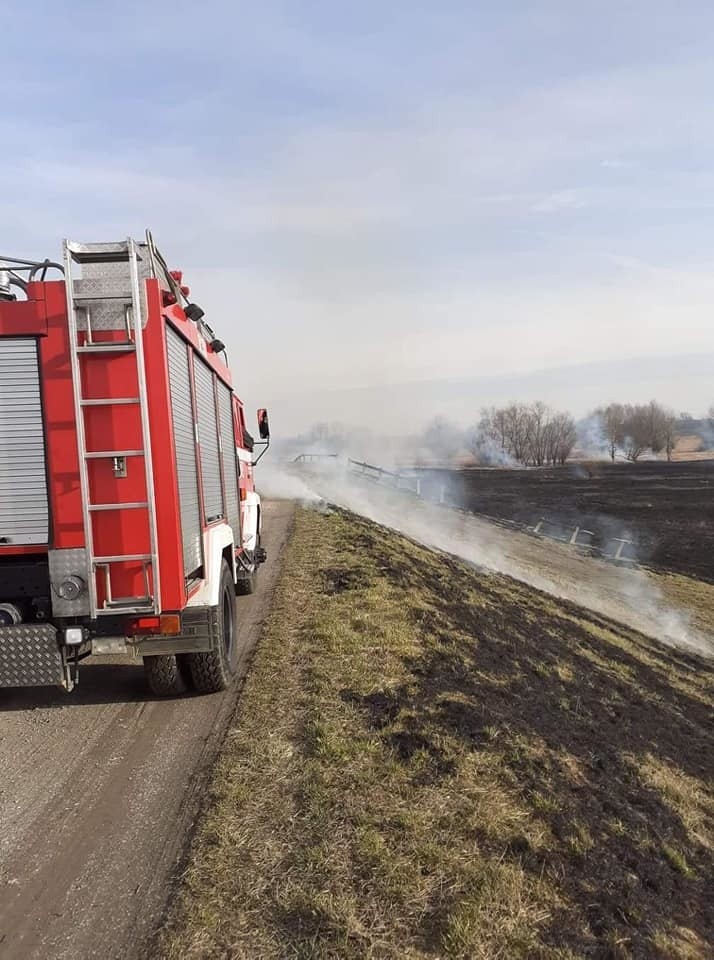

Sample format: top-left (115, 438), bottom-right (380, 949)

top-left (159, 506), bottom-right (714, 959)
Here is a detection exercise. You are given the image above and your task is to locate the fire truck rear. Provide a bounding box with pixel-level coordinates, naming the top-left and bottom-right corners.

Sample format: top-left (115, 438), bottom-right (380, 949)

top-left (0, 234), bottom-right (269, 695)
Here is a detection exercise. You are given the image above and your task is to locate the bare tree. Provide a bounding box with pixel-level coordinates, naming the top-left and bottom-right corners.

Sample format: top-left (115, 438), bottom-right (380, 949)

top-left (504, 404), bottom-right (532, 463)
top-left (644, 401), bottom-right (664, 454)
top-left (547, 412), bottom-right (577, 465)
top-left (590, 401), bottom-right (680, 462)
top-left (621, 404), bottom-right (654, 461)
top-left (663, 412), bottom-right (678, 462)
top-left (595, 403), bottom-right (626, 461)
top-left (474, 402), bottom-right (576, 466)
top-left (621, 401), bottom-right (678, 461)
top-left (478, 406), bottom-right (509, 451)
top-left (524, 401), bottom-right (548, 466)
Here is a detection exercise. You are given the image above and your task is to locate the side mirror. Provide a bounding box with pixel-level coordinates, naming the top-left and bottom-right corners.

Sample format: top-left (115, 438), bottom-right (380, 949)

top-left (258, 408), bottom-right (270, 440)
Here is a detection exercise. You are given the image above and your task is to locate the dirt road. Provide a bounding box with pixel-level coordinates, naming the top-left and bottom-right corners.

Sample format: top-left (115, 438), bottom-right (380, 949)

top-left (0, 500), bottom-right (294, 960)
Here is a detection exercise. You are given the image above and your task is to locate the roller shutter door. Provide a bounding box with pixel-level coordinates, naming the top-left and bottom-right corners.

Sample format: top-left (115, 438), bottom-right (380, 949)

top-left (193, 357), bottom-right (224, 523)
top-left (0, 339), bottom-right (49, 545)
top-left (217, 383), bottom-right (240, 541)
top-left (166, 327), bottom-right (202, 575)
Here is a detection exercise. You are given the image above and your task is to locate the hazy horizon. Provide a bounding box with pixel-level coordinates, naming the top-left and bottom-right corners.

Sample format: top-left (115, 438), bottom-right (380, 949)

top-left (268, 350), bottom-right (714, 435)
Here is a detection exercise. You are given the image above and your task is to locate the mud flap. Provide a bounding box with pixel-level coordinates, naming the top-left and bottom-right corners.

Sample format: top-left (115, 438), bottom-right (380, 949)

top-left (0, 624), bottom-right (67, 689)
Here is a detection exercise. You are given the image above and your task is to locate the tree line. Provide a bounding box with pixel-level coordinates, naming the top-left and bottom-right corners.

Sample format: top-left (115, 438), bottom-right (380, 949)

top-left (425, 399), bottom-right (711, 466)
top-left (292, 399), bottom-right (712, 468)
top-left (595, 401), bottom-right (678, 462)
top-left (474, 400), bottom-right (686, 465)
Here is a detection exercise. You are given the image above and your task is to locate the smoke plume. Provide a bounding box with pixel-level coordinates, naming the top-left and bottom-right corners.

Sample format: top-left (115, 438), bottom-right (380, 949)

top-left (265, 457), bottom-right (712, 659)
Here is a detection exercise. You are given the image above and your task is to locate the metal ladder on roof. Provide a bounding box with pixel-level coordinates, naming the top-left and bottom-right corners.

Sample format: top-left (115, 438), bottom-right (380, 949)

top-left (63, 239), bottom-right (160, 618)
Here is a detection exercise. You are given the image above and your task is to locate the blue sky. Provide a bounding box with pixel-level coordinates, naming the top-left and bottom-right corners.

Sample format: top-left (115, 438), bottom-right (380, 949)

top-left (4, 1), bottom-right (714, 429)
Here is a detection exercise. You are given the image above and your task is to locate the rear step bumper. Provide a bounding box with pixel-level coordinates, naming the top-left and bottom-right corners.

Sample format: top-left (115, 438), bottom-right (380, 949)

top-left (0, 624), bottom-right (68, 689)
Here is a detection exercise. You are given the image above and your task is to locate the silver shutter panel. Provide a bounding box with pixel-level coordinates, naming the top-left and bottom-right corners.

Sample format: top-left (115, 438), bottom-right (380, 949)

top-left (217, 383), bottom-right (240, 541)
top-left (193, 357), bottom-right (224, 523)
top-left (166, 327), bottom-right (202, 575)
top-left (0, 339), bottom-right (49, 545)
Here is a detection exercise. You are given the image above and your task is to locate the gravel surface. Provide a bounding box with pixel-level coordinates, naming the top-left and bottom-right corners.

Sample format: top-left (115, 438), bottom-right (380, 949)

top-left (0, 500), bottom-right (294, 960)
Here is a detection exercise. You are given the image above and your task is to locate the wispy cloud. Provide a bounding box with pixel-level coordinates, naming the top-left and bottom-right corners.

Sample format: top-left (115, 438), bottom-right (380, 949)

top-left (3, 1), bottom-right (714, 428)
top-left (531, 189), bottom-right (589, 213)
top-left (601, 159), bottom-right (633, 169)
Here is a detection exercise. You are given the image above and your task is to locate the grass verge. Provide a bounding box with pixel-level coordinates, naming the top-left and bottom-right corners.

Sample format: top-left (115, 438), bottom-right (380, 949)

top-left (159, 506), bottom-right (713, 959)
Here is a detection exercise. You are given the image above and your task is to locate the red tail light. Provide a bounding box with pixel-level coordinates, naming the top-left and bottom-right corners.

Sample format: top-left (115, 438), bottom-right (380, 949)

top-left (129, 614), bottom-right (181, 636)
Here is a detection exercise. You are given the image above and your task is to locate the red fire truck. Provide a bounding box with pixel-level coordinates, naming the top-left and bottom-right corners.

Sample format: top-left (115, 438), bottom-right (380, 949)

top-left (0, 233), bottom-right (269, 695)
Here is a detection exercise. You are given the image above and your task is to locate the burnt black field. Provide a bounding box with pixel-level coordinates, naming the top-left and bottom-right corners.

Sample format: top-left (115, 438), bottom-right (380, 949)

top-left (416, 460), bottom-right (714, 584)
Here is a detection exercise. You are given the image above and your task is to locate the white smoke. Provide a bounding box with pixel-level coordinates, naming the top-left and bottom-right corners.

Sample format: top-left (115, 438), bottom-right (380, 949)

top-left (258, 461), bottom-right (321, 503)
top-left (574, 413), bottom-right (612, 460)
top-left (696, 419), bottom-right (714, 450)
top-left (270, 457), bottom-right (712, 659)
top-left (471, 433), bottom-right (519, 467)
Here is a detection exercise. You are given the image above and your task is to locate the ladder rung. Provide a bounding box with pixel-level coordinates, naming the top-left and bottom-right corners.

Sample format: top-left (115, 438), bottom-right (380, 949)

top-left (85, 450), bottom-right (145, 459)
top-left (94, 554), bottom-right (152, 563)
top-left (77, 343), bottom-right (136, 353)
top-left (73, 279), bottom-right (132, 300)
top-left (80, 397), bottom-right (139, 406)
top-left (88, 502), bottom-right (149, 511)
top-left (66, 241), bottom-right (130, 263)
top-left (98, 600), bottom-right (154, 613)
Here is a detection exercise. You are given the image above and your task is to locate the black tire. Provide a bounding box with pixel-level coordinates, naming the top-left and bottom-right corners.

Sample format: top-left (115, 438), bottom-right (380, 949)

top-left (187, 561), bottom-right (238, 693)
top-left (144, 654), bottom-right (190, 697)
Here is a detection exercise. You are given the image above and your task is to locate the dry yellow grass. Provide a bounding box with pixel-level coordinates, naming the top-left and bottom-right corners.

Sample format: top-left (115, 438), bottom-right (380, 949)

top-left (159, 507), bottom-right (713, 959)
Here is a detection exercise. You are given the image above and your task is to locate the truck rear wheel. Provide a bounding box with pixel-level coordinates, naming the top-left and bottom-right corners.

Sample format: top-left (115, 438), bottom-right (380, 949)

top-left (144, 653), bottom-right (190, 697)
top-left (187, 561), bottom-right (238, 693)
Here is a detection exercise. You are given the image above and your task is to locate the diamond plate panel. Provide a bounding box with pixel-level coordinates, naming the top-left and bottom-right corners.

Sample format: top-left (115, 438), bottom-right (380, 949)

top-left (73, 278), bottom-right (133, 300)
top-left (0, 624), bottom-right (65, 688)
top-left (74, 300), bottom-right (134, 330)
top-left (71, 254), bottom-right (150, 331)
top-left (48, 548), bottom-right (91, 617)
top-left (82, 255), bottom-right (151, 281)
